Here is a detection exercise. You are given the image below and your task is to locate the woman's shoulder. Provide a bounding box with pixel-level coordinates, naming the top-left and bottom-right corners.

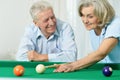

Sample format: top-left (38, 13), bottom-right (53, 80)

top-left (111, 16), bottom-right (120, 24)
top-left (104, 16), bottom-right (120, 38)
top-left (107, 16), bottom-right (120, 28)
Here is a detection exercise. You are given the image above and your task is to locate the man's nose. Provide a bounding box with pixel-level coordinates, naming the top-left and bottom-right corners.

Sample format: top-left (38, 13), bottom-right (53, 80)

top-left (48, 18), bottom-right (54, 25)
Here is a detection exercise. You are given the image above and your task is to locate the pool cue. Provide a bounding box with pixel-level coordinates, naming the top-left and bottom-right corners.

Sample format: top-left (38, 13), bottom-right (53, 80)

top-left (45, 64), bottom-right (60, 68)
top-left (45, 62), bottom-right (71, 68)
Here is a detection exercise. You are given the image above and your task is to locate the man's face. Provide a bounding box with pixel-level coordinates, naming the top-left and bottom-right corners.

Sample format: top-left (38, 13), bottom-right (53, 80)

top-left (34, 8), bottom-right (56, 38)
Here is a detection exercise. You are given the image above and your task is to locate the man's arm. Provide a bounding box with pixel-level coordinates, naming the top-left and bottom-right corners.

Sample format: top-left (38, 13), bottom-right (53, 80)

top-left (27, 50), bottom-right (48, 61)
top-left (16, 25), bottom-right (36, 61)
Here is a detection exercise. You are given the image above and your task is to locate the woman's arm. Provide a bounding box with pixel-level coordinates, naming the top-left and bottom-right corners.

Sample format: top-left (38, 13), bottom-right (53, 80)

top-left (55, 37), bottom-right (118, 72)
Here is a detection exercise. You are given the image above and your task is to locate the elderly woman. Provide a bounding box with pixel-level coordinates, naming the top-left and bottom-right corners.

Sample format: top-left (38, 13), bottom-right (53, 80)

top-left (55, 0), bottom-right (120, 72)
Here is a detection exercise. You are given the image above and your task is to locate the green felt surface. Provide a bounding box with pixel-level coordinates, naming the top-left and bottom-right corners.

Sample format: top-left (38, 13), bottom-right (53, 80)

top-left (0, 61), bottom-right (120, 80)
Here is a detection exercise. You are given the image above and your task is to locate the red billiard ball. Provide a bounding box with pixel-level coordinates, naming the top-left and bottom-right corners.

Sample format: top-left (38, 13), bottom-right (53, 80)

top-left (102, 66), bottom-right (113, 77)
top-left (13, 65), bottom-right (24, 76)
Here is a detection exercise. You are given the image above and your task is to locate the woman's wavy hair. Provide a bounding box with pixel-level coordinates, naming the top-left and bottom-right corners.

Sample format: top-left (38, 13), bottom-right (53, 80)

top-left (78, 0), bottom-right (115, 28)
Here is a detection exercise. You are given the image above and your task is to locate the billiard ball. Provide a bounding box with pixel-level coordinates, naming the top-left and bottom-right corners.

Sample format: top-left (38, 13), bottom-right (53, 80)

top-left (102, 66), bottom-right (113, 77)
top-left (13, 65), bottom-right (24, 76)
top-left (35, 64), bottom-right (46, 74)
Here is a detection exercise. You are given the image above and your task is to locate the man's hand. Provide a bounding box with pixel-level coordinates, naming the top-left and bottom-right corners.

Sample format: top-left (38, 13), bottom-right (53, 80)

top-left (27, 50), bottom-right (48, 61)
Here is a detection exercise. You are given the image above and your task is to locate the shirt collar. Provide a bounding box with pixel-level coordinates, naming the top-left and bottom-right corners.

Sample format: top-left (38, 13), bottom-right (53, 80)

top-left (101, 25), bottom-right (108, 35)
top-left (53, 29), bottom-right (59, 36)
top-left (35, 26), bottom-right (59, 39)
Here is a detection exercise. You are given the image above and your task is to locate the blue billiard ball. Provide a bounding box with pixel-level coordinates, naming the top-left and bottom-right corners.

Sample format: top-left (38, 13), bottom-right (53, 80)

top-left (102, 66), bottom-right (113, 77)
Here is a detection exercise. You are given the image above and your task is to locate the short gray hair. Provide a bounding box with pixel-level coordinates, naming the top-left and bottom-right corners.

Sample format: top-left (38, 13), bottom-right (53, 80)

top-left (78, 0), bottom-right (115, 28)
top-left (30, 1), bottom-right (53, 21)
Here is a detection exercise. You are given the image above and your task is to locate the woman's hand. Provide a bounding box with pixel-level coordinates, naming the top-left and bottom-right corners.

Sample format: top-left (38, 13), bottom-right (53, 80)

top-left (54, 63), bottom-right (75, 72)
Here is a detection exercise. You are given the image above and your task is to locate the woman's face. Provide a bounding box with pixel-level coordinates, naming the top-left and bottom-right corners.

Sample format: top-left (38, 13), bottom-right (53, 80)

top-left (80, 5), bottom-right (100, 30)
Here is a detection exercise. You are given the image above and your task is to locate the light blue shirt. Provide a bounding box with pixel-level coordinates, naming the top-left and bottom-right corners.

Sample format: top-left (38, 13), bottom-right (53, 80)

top-left (16, 19), bottom-right (77, 62)
top-left (90, 16), bottom-right (120, 63)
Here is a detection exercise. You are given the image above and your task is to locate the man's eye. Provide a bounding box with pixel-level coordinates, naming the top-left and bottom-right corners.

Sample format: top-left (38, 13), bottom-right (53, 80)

top-left (51, 16), bottom-right (55, 19)
top-left (44, 19), bottom-right (48, 22)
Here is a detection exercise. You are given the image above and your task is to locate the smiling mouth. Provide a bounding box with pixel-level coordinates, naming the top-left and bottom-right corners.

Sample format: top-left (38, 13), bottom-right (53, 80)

top-left (85, 24), bottom-right (91, 27)
top-left (47, 26), bottom-right (55, 28)
top-left (47, 26), bottom-right (56, 30)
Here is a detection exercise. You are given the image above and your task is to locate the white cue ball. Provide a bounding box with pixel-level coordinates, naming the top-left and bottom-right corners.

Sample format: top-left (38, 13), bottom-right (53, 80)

top-left (35, 64), bottom-right (46, 74)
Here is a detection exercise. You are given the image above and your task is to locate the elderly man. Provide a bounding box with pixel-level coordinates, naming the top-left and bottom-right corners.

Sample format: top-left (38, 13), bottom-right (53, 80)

top-left (16, 1), bottom-right (77, 62)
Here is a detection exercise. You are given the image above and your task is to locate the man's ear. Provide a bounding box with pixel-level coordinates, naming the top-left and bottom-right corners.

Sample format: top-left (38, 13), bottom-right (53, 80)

top-left (33, 20), bottom-right (38, 26)
top-left (33, 20), bottom-right (36, 24)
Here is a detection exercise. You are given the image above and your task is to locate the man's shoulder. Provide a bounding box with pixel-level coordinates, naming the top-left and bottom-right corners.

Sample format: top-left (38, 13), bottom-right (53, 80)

top-left (24, 23), bottom-right (39, 38)
top-left (26, 23), bottom-right (36, 29)
top-left (25, 23), bottom-right (38, 32)
top-left (57, 19), bottom-right (68, 25)
top-left (56, 19), bottom-right (72, 30)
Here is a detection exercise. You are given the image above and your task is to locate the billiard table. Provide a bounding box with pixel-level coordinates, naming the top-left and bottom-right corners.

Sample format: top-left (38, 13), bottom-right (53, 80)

top-left (0, 61), bottom-right (120, 80)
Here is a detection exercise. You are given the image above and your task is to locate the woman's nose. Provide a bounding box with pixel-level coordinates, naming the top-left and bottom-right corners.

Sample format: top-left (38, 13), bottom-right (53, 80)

top-left (82, 17), bottom-right (88, 24)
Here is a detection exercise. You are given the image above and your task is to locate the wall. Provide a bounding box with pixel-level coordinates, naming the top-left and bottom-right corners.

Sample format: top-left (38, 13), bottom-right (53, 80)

top-left (0, 0), bottom-right (30, 60)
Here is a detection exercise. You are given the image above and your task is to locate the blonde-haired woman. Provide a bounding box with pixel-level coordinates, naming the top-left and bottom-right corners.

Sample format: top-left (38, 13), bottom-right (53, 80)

top-left (55, 0), bottom-right (120, 72)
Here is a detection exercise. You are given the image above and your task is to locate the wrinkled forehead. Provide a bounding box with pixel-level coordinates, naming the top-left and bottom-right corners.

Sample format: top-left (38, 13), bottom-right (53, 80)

top-left (80, 2), bottom-right (93, 11)
top-left (37, 8), bottom-right (54, 20)
top-left (79, 4), bottom-right (94, 16)
top-left (81, 5), bottom-right (94, 13)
